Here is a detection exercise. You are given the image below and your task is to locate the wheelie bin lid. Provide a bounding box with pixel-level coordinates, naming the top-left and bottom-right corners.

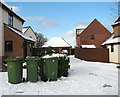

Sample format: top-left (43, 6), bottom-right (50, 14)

top-left (5, 57), bottom-right (24, 62)
top-left (25, 56), bottom-right (40, 61)
top-left (42, 53), bottom-right (66, 59)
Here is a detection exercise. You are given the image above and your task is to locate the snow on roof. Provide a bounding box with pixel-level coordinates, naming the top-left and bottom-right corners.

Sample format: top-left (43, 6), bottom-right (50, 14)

top-left (6, 25), bottom-right (35, 42)
top-left (81, 45), bottom-right (96, 48)
top-left (102, 34), bottom-right (114, 45)
top-left (22, 28), bottom-right (28, 33)
top-left (115, 17), bottom-right (120, 23)
top-left (108, 37), bottom-right (120, 44)
top-left (76, 25), bottom-right (87, 35)
top-left (76, 25), bottom-right (87, 29)
top-left (42, 37), bottom-right (71, 48)
top-left (112, 17), bottom-right (120, 26)
top-left (112, 21), bottom-right (120, 26)
top-left (102, 34), bottom-right (120, 45)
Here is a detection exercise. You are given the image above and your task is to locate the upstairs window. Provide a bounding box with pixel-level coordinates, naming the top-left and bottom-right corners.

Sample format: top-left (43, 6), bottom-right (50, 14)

top-left (5, 41), bottom-right (13, 52)
top-left (76, 29), bottom-right (81, 35)
top-left (91, 35), bottom-right (95, 40)
top-left (8, 14), bottom-right (13, 26)
top-left (76, 29), bottom-right (84, 35)
top-left (111, 44), bottom-right (114, 52)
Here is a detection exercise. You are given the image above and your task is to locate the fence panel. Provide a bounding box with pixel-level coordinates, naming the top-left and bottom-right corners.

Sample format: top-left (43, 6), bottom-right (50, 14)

top-left (75, 48), bottom-right (109, 63)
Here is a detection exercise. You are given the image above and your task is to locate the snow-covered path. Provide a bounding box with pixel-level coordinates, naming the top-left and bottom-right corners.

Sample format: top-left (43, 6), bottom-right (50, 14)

top-left (0, 55), bottom-right (118, 95)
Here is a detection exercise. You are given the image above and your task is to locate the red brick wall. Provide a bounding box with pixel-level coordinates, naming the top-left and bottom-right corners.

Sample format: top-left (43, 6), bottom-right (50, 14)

top-left (27, 42), bottom-right (33, 56)
top-left (112, 25), bottom-right (120, 37)
top-left (76, 36), bottom-right (80, 47)
top-left (4, 26), bottom-right (34, 58)
top-left (4, 26), bottom-right (24, 58)
top-left (76, 19), bottom-right (111, 48)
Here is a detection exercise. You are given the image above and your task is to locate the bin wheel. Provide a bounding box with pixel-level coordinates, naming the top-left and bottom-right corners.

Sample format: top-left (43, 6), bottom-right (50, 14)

top-left (22, 78), bottom-right (26, 82)
top-left (48, 78), bottom-right (52, 82)
top-left (41, 75), bottom-right (47, 82)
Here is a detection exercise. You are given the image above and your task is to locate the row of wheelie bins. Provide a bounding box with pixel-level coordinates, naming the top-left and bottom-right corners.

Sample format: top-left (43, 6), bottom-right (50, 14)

top-left (5, 55), bottom-right (70, 84)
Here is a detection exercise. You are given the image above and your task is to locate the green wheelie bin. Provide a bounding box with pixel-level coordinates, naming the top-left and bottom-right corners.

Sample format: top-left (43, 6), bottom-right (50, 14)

top-left (25, 57), bottom-right (40, 82)
top-left (5, 57), bottom-right (24, 84)
top-left (42, 57), bottom-right (58, 81)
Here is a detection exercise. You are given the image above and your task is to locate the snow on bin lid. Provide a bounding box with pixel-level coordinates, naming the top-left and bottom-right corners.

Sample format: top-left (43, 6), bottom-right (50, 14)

top-left (81, 45), bottom-right (96, 48)
top-left (42, 53), bottom-right (65, 59)
top-left (42, 37), bottom-right (71, 48)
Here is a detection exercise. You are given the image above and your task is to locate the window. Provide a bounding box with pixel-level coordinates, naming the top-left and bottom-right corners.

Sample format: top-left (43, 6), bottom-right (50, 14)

top-left (76, 29), bottom-right (84, 35)
top-left (111, 44), bottom-right (114, 52)
top-left (91, 35), bottom-right (95, 40)
top-left (76, 29), bottom-right (80, 35)
top-left (30, 44), bottom-right (32, 52)
top-left (8, 14), bottom-right (13, 26)
top-left (5, 41), bottom-right (13, 52)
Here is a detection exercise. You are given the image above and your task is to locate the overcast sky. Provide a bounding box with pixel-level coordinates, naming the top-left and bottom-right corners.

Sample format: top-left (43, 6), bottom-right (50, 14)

top-left (6, 2), bottom-right (118, 47)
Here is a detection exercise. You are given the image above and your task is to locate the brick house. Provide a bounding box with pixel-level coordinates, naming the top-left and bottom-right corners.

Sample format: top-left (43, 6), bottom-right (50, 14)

top-left (4, 24), bottom-right (35, 58)
top-left (76, 19), bottom-right (111, 48)
top-left (0, 2), bottom-right (35, 66)
top-left (102, 17), bottom-right (120, 64)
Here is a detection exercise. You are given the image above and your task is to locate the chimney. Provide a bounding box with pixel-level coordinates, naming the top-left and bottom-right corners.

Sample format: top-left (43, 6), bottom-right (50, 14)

top-left (112, 17), bottom-right (120, 37)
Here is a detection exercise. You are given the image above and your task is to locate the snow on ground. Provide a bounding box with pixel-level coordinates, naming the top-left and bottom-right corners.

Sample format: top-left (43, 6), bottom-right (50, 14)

top-left (0, 55), bottom-right (118, 95)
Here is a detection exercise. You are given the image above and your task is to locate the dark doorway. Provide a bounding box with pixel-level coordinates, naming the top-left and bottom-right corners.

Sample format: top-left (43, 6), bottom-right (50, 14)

top-left (23, 40), bottom-right (27, 58)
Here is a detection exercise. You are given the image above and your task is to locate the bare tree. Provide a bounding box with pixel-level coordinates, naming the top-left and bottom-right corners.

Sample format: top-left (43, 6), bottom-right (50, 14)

top-left (118, 1), bottom-right (120, 16)
top-left (110, 2), bottom-right (120, 16)
top-left (35, 33), bottom-right (47, 48)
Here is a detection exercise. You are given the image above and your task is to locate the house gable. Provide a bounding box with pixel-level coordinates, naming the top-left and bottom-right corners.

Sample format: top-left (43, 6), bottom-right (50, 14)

top-left (79, 19), bottom-right (111, 36)
top-left (23, 26), bottom-right (37, 41)
top-left (102, 17), bottom-right (120, 64)
top-left (76, 19), bottom-right (111, 48)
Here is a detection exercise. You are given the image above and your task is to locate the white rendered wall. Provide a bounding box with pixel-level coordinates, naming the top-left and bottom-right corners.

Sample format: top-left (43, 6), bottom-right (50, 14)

top-left (13, 17), bottom-right (22, 31)
top-left (0, 4), bottom-right (3, 57)
top-left (107, 44), bottom-right (119, 63)
top-left (25, 28), bottom-right (37, 41)
top-left (0, 4), bottom-right (3, 71)
top-left (118, 44), bottom-right (120, 63)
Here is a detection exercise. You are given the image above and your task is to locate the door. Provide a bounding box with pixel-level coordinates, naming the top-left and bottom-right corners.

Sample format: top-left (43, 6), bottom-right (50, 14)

top-left (23, 40), bottom-right (27, 58)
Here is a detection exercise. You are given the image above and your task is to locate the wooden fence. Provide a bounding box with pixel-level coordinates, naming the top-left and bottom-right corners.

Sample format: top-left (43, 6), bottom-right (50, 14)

top-left (75, 48), bottom-right (109, 63)
top-left (33, 47), bottom-right (71, 56)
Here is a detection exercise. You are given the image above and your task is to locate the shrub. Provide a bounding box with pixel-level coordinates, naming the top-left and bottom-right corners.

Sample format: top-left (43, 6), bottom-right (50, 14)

top-left (58, 56), bottom-right (70, 77)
